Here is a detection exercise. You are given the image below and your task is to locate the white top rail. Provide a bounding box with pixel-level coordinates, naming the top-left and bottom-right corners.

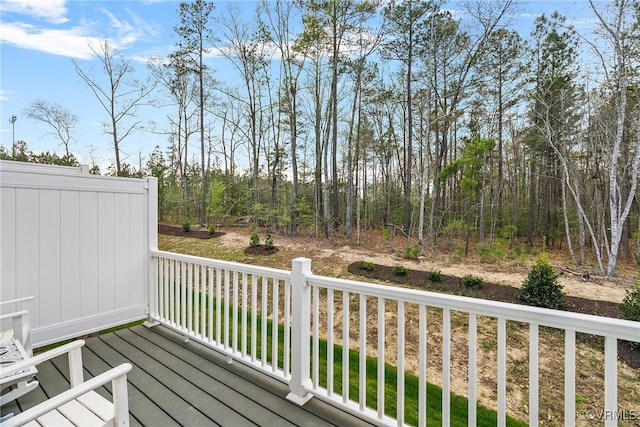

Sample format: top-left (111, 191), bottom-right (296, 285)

top-left (307, 274), bottom-right (640, 342)
top-left (151, 250), bottom-right (292, 281)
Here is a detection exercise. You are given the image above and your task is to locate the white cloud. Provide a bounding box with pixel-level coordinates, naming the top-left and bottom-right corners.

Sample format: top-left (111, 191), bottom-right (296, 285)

top-left (100, 8), bottom-right (161, 48)
top-left (0, 0), bottom-right (69, 24)
top-left (0, 22), bottom-right (100, 59)
top-left (0, 89), bottom-right (13, 102)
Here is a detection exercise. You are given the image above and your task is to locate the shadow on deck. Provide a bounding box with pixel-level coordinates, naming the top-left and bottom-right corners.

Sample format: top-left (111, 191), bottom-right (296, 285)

top-left (2, 325), bottom-right (375, 427)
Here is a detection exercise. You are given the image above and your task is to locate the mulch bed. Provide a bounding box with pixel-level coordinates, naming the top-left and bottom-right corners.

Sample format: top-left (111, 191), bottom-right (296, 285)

top-left (244, 245), bottom-right (279, 255)
top-left (158, 223), bottom-right (224, 239)
top-left (158, 223), bottom-right (279, 256)
top-left (348, 262), bottom-right (640, 369)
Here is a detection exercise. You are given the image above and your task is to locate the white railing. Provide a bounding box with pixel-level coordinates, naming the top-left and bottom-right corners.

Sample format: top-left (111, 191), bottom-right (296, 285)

top-left (148, 255), bottom-right (640, 427)
top-left (149, 250), bottom-right (293, 382)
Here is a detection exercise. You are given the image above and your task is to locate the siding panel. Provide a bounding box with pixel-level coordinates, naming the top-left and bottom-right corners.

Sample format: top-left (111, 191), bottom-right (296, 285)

top-left (38, 189), bottom-right (61, 326)
top-left (60, 190), bottom-right (81, 322)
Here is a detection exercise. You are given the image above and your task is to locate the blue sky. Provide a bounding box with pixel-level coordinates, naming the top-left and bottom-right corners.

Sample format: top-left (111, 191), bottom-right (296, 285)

top-left (0, 0), bottom-right (603, 170)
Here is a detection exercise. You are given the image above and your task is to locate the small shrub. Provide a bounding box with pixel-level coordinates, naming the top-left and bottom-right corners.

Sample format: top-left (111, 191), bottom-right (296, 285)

top-left (208, 224), bottom-right (216, 235)
top-left (404, 244), bottom-right (420, 260)
top-left (461, 274), bottom-right (484, 290)
top-left (452, 247), bottom-right (464, 261)
top-left (264, 233), bottom-right (274, 250)
top-left (442, 218), bottom-right (467, 238)
top-left (427, 270), bottom-right (442, 282)
top-left (518, 255), bottom-right (566, 309)
top-left (359, 261), bottom-right (375, 271)
top-left (182, 222), bottom-right (191, 232)
top-left (619, 281), bottom-right (640, 349)
top-left (393, 265), bottom-right (408, 276)
top-left (478, 244), bottom-right (506, 263)
top-left (249, 232), bottom-right (260, 247)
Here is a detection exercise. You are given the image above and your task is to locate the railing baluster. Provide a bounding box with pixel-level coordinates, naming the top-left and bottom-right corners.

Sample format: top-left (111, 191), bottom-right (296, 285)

top-left (442, 308), bottom-right (451, 426)
top-left (200, 265), bottom-right (206, 338)
top-left (241, 272), bottom-right (248, 357)
top-left (312, 286), bottom-right (320, 390)
top-left (604, 336), bottom-right (617, 427)
top-left (224, 269), bottom-right (230, 350)
top-left (418, 305), bottom-right (427, 427)
top-left (180, 261), bottom-right (186, 331)
top-left (327, 288), bottom-right (334, 396)
top-left (216, 267), bottom-right (222, 345)
top-left (251, 274), bottom-right (257, 362)
top-left (261, 275), bottom-right (268, 367)
top-left (342, 291), bottom-right (350, 404)
top-left (157, 258), bottom-right (163, 321)
top-left (468, 313), bottom-right (477, 427)
top-left (498, 317), bottom-right (506, 427)
top-left (187, 262), bottom-right (193, 334)
top-left (284, 279), bottom-right (291, 378)
top-left (193, 263), bottom-right (199, 337)
top-left (272, 278), bottom-right (279, 373)
top-left (565, 329), bottom-right (576, 425)
top-left (233, 271), bottom-right (239, 353)
top-left (529, 323), bottom-right (539, 426)
top-left (359, 294), bottom-right (367, 412)
top-left (377, 297), bottom-right (385, 420)
top-left (397, 300), bottom-right (405, 426)
top-left (208, 267), bottom-right (214, 342)
top-left (169, 259), bottom-right (175, 326)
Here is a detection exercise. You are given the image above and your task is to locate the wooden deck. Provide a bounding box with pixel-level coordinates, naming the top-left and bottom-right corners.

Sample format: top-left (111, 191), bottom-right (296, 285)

top-left (2, 325), bottom-right (376, 426)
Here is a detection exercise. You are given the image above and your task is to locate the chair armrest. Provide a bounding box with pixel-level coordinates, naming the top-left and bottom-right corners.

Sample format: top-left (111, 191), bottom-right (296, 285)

top-left (0, 340), bottom-right (85, 378)
top-left (0, 296), bottom-right (34, 308)
top-left (1, 363), bottom-right (132, 427)
top-left (0, 299), bottom-right (33, 355)
top-left (0, 310), bottom-right (28, 323)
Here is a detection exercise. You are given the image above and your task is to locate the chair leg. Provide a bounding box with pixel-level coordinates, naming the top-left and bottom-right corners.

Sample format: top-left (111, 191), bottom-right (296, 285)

top-left (0, 378), bottom-right (39, 406)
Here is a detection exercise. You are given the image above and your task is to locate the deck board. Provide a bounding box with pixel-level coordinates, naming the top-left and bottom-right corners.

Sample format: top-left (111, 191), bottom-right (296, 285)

top-left (1, 325), bottom-right (376, 427)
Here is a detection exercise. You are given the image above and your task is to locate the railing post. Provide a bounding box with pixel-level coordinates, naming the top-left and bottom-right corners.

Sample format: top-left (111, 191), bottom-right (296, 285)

top-left (287, 257), bottom-right (313, 405)
top-left (145, 177), bottom-right (160, 328)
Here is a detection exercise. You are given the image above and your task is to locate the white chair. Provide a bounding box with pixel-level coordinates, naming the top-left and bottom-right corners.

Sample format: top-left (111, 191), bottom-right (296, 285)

top-left (0, 296), bottom-right (34, 355)
top-left (1, 296), bottom-right (37, 405)
top-left (0, 340), bottom-right (132, 427)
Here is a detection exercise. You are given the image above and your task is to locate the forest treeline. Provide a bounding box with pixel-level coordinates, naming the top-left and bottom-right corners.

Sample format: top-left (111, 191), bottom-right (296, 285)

top-left (2, 0), bottom-right (639, 277)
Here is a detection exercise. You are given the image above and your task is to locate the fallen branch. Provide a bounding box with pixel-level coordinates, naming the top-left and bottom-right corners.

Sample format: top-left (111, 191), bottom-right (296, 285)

top-left (557, 265), bottom-right (591, 281)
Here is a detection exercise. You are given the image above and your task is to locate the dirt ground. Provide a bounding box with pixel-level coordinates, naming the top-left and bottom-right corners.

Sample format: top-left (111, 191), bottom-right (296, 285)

top-left (160, 223), bottom-right (635, 304)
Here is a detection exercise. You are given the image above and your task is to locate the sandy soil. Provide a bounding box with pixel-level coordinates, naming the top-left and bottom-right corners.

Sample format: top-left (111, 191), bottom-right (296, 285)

top-left (215, 228), bottom-right (634, 303)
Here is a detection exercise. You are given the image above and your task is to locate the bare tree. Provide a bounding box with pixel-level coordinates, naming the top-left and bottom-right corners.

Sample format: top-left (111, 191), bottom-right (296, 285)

top-left (259, 0), bottom-right (308, 235)
top-left (588, 0), bottom-right (640, 276)
top-left (215, 4), bottom-right (271, 221)
top-left (173, 0), bottom-right (216, 226)
top-left (23, 99), bottom-right (78, 157)
top-left (73, 39), bottom-right (155, 176)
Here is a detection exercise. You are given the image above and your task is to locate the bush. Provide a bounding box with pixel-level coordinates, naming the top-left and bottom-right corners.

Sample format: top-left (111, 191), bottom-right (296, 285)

top-left (264, 233), bottom-right (274, 250)
top-left (461, 275), bottom-right (484, 290)
top-left (182, 222), bottom-right (191, 232)
top-left (393, 265), bottom-right (408, 276)
top-left (404, 244), bottom-right (421, 260)
top-left (249, 232), bottom-right (260, 247)
top-left (208, 224), bottom-right (216, 235)
top-left (478, 244), bottom-right (506, 263)
top-left (427, 270), bottom-right (442, 282)
top-left (518, 256), bottom-right (566, 309)
top-left (359, 261), bottom-right (375, 271)
top-left (619, 282), bottom-right (640, 348)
